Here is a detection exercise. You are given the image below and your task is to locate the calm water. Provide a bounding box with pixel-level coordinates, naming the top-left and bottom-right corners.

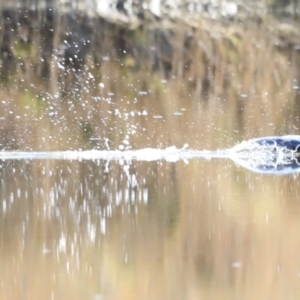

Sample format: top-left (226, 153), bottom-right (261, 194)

top-left (1, 157), bottom-right (300, 300)
top-left (0, 4), bottom-right (300, 300)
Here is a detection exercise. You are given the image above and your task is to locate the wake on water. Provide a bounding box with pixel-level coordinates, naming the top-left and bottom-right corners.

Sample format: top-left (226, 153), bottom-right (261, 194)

top-left (0, 136), bottom-right (300, 175)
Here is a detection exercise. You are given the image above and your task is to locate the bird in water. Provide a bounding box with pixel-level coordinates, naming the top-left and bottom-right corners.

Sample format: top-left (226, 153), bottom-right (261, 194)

top-left (232, 135), bottom-right (300, 154)
top-left (230, 135), bottom-right (300, 174)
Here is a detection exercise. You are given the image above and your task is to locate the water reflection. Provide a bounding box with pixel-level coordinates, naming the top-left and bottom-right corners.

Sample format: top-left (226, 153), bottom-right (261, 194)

top-left (1, 157), bottom-right (300, 299)
top-left (231, 155), bottom-right (300, 174)
top-left (0, 158), bottom-right (179, 299)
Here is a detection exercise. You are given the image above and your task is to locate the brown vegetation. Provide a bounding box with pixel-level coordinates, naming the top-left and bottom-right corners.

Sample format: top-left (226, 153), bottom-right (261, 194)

top-left (0, 5), bottom-right (300, 300)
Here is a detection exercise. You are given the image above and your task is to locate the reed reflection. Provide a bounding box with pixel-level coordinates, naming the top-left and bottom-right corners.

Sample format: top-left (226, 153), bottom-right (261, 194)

top-left (0, 157), bottom-right (300, 299)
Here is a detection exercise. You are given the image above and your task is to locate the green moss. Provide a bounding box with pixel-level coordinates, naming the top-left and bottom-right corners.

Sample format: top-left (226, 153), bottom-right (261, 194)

top-left (19, 92), bottom-right (46, 117)
top-left (14, 40), bottom-right (36, 59)
top-left (219, 32), bottom-right (242, 63)
top-left (132, 25), bottom-right (146, 44)
top-left (151, 76), bottom-right (166, 98)
top-left (80, 121), bottom-right (95, 147)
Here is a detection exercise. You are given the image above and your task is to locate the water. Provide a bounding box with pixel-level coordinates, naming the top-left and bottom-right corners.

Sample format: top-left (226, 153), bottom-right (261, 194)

top-left (1, 135), bottom-right (300, 174)
top-left (1, 153), bottom-right (300, 300)
top-left (0, 4), bottom-right (300, 300)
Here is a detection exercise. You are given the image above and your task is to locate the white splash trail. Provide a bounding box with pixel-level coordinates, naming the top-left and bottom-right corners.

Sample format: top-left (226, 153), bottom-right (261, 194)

top-left (1, 136), bottom-right (300, 175)
top-left (0, 147), bottom-right (231, 161)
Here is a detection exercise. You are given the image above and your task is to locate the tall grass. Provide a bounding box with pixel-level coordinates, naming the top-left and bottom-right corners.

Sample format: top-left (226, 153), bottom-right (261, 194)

top-left (0, 9), bottom-right (299, 151)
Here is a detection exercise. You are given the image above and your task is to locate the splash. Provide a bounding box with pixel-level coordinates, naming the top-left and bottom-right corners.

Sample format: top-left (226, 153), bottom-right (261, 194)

top-left (0, 136), bottom-right (300, 175)
top-left (0, 146), bottom-right (229, 162)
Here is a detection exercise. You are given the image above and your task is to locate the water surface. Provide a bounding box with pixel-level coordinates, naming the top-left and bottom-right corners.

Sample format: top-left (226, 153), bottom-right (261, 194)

top-left (1, 157), bottom-right (300, 300)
